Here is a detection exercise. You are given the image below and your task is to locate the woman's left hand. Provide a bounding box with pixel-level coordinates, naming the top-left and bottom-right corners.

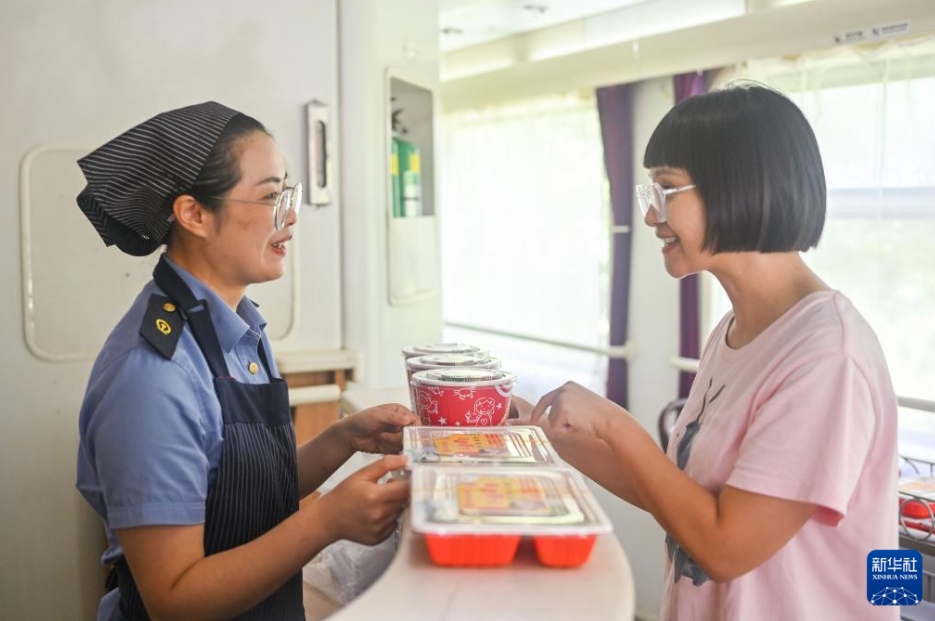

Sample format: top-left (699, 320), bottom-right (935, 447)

top-left (341, 403), bottom-right (420, 455)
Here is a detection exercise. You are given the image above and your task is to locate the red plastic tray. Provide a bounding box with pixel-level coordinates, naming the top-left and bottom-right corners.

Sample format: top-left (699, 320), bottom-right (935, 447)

top-left (424, 534), bottom-right (521, 567)
top-left (900, 497), bottom-right (935, 519)
top-left (424, 533), bottom-right (599, 568)
top-left (532, 534), bottom-right (598, 568)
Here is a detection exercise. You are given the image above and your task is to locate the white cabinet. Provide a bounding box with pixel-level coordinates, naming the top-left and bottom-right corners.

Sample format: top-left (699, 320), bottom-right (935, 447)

top-left (386, 70), bottom-right (440, 306)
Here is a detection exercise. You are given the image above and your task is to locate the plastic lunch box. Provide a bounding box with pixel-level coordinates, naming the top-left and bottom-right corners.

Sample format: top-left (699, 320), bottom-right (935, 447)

top-left (409, 466), bottom-right (612, 568)
top-left (403, 425), bottom-right (559, 467)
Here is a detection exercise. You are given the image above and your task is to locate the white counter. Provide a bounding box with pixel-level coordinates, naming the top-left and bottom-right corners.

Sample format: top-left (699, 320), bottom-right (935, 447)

top-left (326, 387), bottom-right (636, 621)
top-left (329, 522), bottom-right (634, 620)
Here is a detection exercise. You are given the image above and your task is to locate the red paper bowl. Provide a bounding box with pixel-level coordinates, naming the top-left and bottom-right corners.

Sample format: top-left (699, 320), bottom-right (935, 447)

top-left (401, 343), bottom-right (487, 360)
top-left (411, 368), bottom-right (516, 427)
top-left (424, 534), bottom-right (521, 567)
top-left (533, 534), bottom-right (598, 568)
top-left (405, 354), bottom-right (501, 408)
top-left (406, 353), bottom-right (501, 374)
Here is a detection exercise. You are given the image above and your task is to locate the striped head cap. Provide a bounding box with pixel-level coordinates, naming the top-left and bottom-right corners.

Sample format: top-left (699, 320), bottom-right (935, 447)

top-left (77, 101), bottom-right (242, 256)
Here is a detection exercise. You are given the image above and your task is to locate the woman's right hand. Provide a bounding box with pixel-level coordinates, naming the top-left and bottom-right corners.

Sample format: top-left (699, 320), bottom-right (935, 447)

top-left (316, 454), bottom-right (410, 546)
top-left (529, 381), bottom-right (627, 441)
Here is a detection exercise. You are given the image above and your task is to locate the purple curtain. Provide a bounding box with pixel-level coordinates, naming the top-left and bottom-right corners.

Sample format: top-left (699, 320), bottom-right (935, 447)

top-left (673, 71), bottom-right (710, 398)
top-left (596, 84), bottom-right (633, 408)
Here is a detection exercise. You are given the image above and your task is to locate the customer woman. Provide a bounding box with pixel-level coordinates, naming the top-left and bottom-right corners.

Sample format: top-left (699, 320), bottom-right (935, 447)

top-left (76, 102), bottom-right (418, 621)
top-left (528, 84), bottom-right (897, 620)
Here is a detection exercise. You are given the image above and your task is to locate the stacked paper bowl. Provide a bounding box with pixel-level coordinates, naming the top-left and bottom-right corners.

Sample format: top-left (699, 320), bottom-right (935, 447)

top-left (410, 368), bottom-right (517, 427)
top-left (404, 352), bottom-right (501, 409)
top-left (402, 344), bottom-right (514, 426)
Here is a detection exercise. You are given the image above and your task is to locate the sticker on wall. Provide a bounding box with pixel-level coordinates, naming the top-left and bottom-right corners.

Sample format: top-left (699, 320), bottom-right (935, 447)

top-left (833, 21), bottom-right (909, 45)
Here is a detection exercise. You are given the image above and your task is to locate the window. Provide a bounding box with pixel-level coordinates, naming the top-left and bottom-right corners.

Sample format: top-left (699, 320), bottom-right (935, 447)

top-left (705, 38), bottom-right (935, 425)
top-left (439, 92), bottom-right (611, 401)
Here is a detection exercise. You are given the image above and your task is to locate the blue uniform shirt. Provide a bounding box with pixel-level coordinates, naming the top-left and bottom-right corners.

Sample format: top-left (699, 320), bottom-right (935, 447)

top-left (76, 255), bottom-right (281, 567)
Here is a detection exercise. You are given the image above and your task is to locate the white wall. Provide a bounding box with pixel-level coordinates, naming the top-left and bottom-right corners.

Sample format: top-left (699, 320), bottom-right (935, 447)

top-left (340, 0), bottom-right (444, 388)
top-left (0, 1), bottom-right (341, 619)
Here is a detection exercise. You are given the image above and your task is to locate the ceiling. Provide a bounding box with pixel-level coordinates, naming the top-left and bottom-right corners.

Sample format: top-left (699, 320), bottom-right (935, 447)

top-left (438, 0), bottom-right (652, 51)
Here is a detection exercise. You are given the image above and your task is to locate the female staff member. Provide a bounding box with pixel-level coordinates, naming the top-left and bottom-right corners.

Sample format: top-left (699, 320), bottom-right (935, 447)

top-left (528, 84), bottom-right (897, 619)
top-left (76, 102), bottom-right (418, 621)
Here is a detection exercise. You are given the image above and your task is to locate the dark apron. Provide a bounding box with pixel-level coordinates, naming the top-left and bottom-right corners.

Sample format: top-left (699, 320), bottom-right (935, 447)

top-left (113, 257), bottom-right (303, 620)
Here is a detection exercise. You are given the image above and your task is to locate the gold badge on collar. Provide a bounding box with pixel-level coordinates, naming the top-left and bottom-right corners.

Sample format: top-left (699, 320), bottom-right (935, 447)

top-left (140, 294), bottom-right (184, 359)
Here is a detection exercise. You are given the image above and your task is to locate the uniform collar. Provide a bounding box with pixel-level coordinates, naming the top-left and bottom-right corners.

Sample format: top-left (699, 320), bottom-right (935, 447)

top-left (160, 255), bottom-right (268, 353)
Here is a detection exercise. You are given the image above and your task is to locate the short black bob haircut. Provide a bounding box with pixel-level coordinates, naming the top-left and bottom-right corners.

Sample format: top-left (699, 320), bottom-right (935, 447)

top-left (643, 81), bottom-right (826, 253)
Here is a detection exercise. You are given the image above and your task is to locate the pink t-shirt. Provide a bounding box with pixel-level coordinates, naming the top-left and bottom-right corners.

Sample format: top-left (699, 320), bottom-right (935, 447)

top-left (660, 291), bottom-right (898, 621)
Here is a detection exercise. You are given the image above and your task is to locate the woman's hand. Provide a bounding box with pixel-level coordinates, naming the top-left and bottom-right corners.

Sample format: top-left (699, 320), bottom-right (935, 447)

top-left (316, 454), bottom-right (411, 545)
top-left (340, 403), bottom-right (420, 455)
top-left (529, 381), bottom-right (630, 440)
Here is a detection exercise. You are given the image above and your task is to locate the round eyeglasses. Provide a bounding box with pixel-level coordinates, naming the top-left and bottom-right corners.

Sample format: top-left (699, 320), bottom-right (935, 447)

top-left (211, 183), bottom-right (303, 230)
top-left (635, 182), bottom-right (695, 223)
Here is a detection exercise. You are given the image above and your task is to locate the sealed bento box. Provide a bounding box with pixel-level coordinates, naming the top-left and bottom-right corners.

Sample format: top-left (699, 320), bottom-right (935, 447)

top-left (403, 425), bottom-right (559, 467)
top-left (898, 476), bottom-right (935, 530)
top-left (410, 466), bottom-right (612, 568)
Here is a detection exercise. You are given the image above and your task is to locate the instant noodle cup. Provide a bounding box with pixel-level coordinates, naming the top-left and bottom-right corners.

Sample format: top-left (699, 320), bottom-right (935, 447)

top-left (401, 343), bottom-right (487, 360)
top-left (410, 368), bottom-right (516, 427)
top-left (410, 466), bottom-right (613, 568)
top-left (405, 353), bottom-right (501, 409)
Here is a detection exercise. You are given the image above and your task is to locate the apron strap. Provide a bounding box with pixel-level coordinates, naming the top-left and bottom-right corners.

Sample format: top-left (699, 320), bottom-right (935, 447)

top-left (153, 257), bottom-right (231, 379)
top-left (256, 337), bottom-right (276, 379)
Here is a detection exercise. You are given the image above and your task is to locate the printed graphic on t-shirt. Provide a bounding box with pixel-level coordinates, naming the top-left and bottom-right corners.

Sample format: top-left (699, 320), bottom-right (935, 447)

top-left (666, 377), bottom-right (725, 586)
